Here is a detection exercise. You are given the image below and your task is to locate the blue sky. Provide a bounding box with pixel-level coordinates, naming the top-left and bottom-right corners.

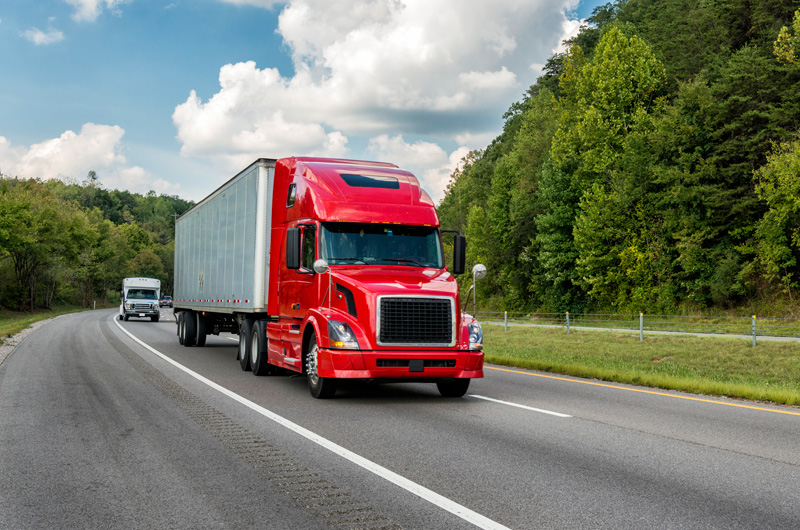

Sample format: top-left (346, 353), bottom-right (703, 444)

top-left (0, 0), bottom-right (606, 203)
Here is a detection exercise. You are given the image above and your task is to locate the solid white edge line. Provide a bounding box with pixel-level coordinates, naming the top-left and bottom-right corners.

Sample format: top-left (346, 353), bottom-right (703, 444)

top-left (470, 395), bottom-right (572, 418)
top-left (113, 319), bottom-right (511, 530)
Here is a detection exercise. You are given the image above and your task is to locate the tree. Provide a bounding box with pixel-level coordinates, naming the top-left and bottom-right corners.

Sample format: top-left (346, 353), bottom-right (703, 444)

top-left (128, 248), bottom-right (165, 281)
top-left (774, 8), bottom-right (800, 64)
top-left (549, 25), bottom-right (667, 310)
top-left (754, 140), bottom-right (800, 296)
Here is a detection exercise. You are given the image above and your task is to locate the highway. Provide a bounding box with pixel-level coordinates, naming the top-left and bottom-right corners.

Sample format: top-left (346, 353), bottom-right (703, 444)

top-left (1, 308), bottom-right (799, 529)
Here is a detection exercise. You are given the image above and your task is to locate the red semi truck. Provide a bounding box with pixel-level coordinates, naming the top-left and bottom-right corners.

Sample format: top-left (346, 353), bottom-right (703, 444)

top-left (173, 157), bottom-right (484, 398)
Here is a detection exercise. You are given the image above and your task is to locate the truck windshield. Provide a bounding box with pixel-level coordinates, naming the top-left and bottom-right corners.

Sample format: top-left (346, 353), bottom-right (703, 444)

top-left (320, 222), bottom-right (444, 268)
top-left (128, 289), bottom-right (158, 300)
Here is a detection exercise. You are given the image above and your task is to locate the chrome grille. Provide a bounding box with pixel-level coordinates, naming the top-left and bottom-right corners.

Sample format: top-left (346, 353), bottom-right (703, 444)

top-left (377, 296), bottom-right (455, 346)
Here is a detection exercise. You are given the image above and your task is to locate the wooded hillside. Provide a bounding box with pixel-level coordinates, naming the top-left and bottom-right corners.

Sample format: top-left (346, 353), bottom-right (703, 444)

top-left (438, 0), bottom-right (800, 315)
top-left (0, 174), bottom-right (192, 311)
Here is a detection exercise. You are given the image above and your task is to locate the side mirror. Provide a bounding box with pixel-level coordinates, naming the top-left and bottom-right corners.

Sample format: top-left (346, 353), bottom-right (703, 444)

top-left (286, 227), bottom-right (301, 269)
top-left (452, 234), bottom-right (466, 275)
top-left (313, 259), bottom-right (329, 274)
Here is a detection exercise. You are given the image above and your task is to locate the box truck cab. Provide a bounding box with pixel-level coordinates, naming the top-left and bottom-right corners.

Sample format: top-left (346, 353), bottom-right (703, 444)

top-left (119, 277), bottom-right (161, 322)
top-left (173, 157), bottom-right (484, 399)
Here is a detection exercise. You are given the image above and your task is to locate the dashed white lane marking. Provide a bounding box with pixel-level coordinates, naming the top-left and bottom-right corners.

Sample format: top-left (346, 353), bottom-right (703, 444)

top-left (470, 395), bottom-right (572, 418)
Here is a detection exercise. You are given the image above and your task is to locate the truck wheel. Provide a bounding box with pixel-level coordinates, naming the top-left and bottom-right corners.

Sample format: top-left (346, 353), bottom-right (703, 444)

top-left (118, 314), bottom-right (123, 321)
top-left (151, 314), bottom-right (160, 322)
top-left (305, 335), bottom-right (336, 399)
top-left (195, 313), bottom-right (206, 347)
top-left (123, 314), bottom-right (129, 322)
top-left (238, 319), bottom-right (253, 371)
top-left (436, 379), bottom-right (470, 398)
top-left (251, 321), bottom-right (275, 376)
top-left (183, 311), bottom-right (196, 347)
top-left (177, 312), bottom-right (185, 345)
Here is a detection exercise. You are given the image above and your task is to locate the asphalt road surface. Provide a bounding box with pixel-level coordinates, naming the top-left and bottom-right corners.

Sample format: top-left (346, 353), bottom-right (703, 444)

top-left (1, 308), bottom-right (799, 529)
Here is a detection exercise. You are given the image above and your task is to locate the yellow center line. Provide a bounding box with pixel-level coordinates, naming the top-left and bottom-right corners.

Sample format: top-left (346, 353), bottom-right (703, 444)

top-left (485, 366), bottom-right (800, 417)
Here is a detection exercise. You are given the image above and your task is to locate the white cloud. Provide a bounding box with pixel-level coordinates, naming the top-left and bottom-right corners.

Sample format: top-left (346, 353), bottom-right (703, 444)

top-left (21, 27), bottom-right (65, 45)
top-left (365, 135), bottom-right (468, 203)
top-left (555, 16), bottom-right (584, 54)
top-left (458, 67), bottom-right (517, 91)
top-left (0, 124), bottom-right (179, 196)
top-left (177, 0), bottom-right (589, 197)
top-left (66, 0), bottom-right (129, 22)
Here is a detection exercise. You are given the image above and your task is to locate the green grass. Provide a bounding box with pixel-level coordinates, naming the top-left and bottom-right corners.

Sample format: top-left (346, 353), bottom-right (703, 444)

top-left (483, 324), bottom-right (800, 406)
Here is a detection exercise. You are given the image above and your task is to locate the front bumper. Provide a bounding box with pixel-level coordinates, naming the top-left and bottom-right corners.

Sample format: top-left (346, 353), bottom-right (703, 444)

top-left (124, 308), bottom-right (159, 317)
top-left (315, 348), bottom-right (484, 379)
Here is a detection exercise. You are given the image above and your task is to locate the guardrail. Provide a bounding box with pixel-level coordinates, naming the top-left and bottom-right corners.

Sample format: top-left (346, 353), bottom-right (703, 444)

top-left (476, 312), bottom-right (800, 346)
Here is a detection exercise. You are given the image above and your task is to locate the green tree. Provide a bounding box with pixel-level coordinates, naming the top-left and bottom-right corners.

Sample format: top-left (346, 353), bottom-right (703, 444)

top-left (775, 8), bottom-right (800, 64)
top-left (754, 140), bottom-right (800, 295)
top-left (128, 248), bottom-right (166, 281)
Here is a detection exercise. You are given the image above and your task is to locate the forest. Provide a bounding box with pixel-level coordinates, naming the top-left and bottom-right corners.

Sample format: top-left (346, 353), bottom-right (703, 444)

top-left (0, 173), bottom-right (193, 311)
top-left (3, 0), bottom-right (800, 316)
top-left (438, 0), bottom-right (800, 315)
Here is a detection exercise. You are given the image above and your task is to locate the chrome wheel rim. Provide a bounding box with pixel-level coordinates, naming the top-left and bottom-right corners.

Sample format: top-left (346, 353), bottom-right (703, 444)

top-left (251, 330), bottom-right (259, 365)
top-left (306, 341), bottom-right (319, 386)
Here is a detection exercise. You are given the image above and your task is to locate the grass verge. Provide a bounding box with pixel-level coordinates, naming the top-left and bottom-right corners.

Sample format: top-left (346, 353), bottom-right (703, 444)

top-left (483, 324), bottom-right (800, 406)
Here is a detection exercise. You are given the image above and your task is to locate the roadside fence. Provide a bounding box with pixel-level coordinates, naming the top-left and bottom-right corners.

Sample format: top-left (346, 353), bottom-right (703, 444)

top-left (477, 312), bottom-right (800, 346)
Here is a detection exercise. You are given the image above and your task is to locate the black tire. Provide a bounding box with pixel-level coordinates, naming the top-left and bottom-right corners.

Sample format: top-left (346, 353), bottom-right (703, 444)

top-left (183, 311), bottom-right (196, 347)
top-left (177, 313), bottom-right (184, 344)
top-left (195, 313), bottom-right (206, 347)
top-left (118, 314), bottom-right (123, 321)
top-left (238, 319), bottom-right (253, 371)
top-left (151, 314), bottom-right (160, 322)
top-left (250, 321), bottom-right (274, 376)
top-left (305, 335), bottom-right (336, 399)
top-left (436, 379), bottom-right (470, 398)
top-left (123, 314), bottom-right (129, 322)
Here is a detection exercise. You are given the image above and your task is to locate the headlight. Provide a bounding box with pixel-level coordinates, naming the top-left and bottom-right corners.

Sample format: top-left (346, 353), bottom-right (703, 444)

top-left (468, 321), bottom-right (483, 350)
top-left (328, 321), bottom-right (360, 349)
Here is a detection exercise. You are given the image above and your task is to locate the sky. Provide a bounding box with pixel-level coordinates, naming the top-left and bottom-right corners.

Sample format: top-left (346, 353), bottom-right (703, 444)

top-left (0, 0), bottom-right (606, 204)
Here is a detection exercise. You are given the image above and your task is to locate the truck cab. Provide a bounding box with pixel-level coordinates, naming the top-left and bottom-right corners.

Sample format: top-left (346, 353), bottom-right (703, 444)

top-left (268, 158), bottom-right (483, 398)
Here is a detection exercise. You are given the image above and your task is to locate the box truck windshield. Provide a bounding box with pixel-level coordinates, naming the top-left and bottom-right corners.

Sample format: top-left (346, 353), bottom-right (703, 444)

top-left (320, 222), bottom-right (444, 268)
top-left (127, 288), bottom-right (158, 300)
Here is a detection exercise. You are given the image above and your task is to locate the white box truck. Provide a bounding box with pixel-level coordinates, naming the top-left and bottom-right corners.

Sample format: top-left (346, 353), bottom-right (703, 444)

top-left (119, 277), bottom-right (161, 322)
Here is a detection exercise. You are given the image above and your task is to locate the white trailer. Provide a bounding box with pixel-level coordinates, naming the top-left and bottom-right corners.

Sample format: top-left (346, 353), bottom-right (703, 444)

top-left (173, 159), bottom-right (275, 345)
top-left (119, 277), bottom-right (161, 322)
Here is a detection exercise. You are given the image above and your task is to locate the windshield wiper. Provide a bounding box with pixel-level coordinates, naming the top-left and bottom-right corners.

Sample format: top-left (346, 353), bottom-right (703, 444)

top-left (329, 257), bottom-right (366, 264)
top-left (382, 258), bottom-right (424, 267)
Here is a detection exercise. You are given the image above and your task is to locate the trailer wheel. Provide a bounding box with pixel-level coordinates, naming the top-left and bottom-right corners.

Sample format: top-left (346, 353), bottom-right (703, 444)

top-left (183, 311), bottom-right (196, 347)
top-left (305, 335), bottom-right (336, 399)
top-left (177, 312), bottom-right (185, 344)
top-left (436, 379), bottom-right (470, 398)
top-left (195, 313), bottom-right (206, 347)
top-left (250, 321), bottom-right (275, 376)
top-left (238, 319), bottom-right (253, 371)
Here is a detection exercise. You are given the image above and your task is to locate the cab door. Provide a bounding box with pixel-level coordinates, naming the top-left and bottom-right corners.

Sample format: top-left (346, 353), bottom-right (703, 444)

top-left (280, 223), bottom-right (318, 366)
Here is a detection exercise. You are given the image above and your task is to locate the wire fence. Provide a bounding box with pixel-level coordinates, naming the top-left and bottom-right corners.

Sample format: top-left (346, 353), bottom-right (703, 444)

top-left (476, 311), bottom-right (800, 345)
